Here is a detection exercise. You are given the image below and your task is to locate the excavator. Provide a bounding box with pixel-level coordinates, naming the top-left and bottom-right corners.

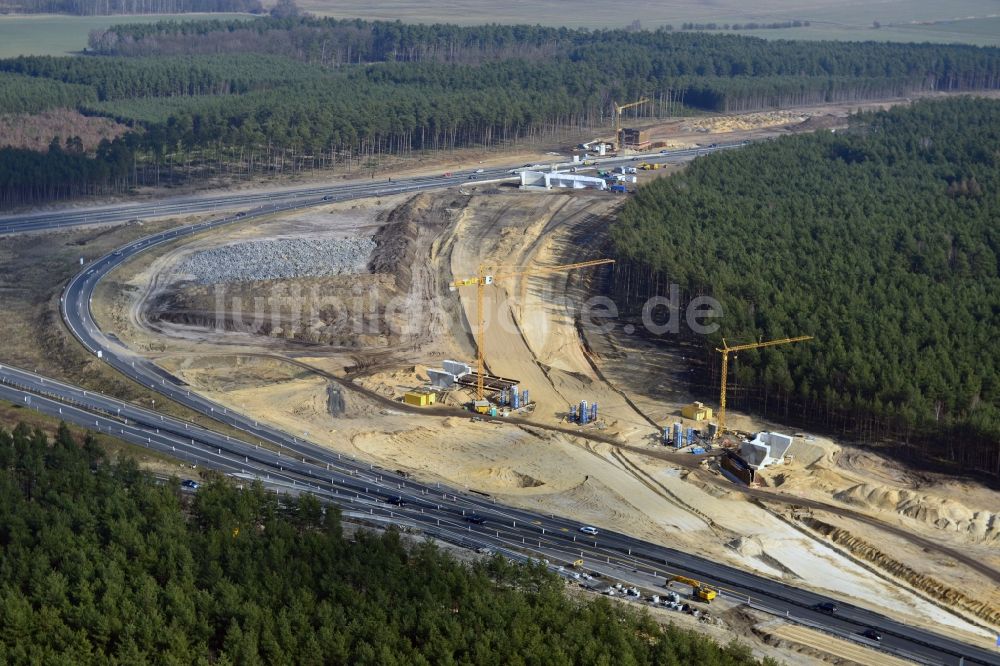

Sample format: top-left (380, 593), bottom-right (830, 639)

top-left (667, 575), bottom-right (718, 602)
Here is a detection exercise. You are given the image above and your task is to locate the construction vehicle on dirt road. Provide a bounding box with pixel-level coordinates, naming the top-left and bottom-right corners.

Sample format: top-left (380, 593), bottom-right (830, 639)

top-left (667, 575), bottom-right (718, 602)
top-left (638, 162), bottom-right (660, 170)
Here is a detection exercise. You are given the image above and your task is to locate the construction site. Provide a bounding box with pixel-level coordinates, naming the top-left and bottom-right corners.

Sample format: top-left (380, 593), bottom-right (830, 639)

top-left (88, 108), bottom-right (1000, 663)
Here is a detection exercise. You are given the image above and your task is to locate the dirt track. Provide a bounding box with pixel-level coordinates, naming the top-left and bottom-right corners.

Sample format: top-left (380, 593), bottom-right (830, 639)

top-left (221, 348), bottom-right (1000, 590)
top-left (90, 119), bottom-right (1000, 643)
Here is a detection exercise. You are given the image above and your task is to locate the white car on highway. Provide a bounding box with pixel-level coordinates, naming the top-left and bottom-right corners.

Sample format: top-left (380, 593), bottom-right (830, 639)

top-left (579, 525), bottom-right (599, 536)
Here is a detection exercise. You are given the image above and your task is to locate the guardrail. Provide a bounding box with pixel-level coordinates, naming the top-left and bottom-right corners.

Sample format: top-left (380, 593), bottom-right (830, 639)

top-left (740, 598), bottom-right (940, 665)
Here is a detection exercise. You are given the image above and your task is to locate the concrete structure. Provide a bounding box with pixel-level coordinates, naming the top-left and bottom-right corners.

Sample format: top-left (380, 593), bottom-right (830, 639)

top-left (739, 431), bottom-right (794, 469)
top-left (427, 369), bottom-right (458, 389)
top-left (442, 360), bottom-right (471, 378)
top-left (623, 128), bottom-right (652, 150)
top-left (519, 171), bottom-right (606, 191)
top-left (427, 359), bottom-right (472, 389)
top-left (403, 390), bottom-right (436, 407)
top-left (721, 450), bottom-right (755, 485)
top-left (681, 401), bottom-right (713, 421)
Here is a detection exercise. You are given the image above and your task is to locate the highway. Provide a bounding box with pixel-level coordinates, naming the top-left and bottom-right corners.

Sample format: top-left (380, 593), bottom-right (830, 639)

top-left (2, 361), bottom-right (998, 666)
top-left (0, 143), bottom-right (740, 234)
top-left (1, 144), bottom-right (997, 664)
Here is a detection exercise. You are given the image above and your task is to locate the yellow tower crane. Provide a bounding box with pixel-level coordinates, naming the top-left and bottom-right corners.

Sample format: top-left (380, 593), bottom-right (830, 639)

top-left (613, 98), bottom-right (650, 151)
top-left (452, 258), bottom-right (615, 410)
top-left (715, 335), bottom-right (813, 438)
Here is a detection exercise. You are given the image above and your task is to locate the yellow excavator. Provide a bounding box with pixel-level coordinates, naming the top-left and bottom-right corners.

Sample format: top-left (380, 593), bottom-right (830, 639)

top-left (668, 575), bottom-right (718, 602)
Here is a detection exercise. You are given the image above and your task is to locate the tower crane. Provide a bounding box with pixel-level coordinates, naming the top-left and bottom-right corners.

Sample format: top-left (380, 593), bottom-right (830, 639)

top-left (451, 258), bottom-right (615, 410)
top-left (715, 335), bottom-right (813, 438)
top-left (613, 98), bottom-right (650, 151)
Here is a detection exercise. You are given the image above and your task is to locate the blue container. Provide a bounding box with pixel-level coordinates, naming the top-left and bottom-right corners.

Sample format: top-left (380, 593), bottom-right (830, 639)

top-left (512, 390), bottom-right (520, 410)
top-left (521, 389), bottom-right (528, 406)
top-left (690, 447), bottom-right (705, 455)
top-left (570, 405), bottom-right (577, 421)
top-left (673, 423), bottom-right (682, 448)
top-left (590, 403), bottom-right (598, 422)
top-left (663, 427), bottom-right (670, 445)
top-left (580, 400), bottom-right (589, 425)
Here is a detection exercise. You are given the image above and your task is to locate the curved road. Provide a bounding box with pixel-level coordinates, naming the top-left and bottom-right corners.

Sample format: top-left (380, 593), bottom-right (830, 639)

top-left (3, 362), bottom-right (998, 666)
top-left (0, 144), bottom-right (739, 234)
top-left (0, 146), bottom-right (996, 664)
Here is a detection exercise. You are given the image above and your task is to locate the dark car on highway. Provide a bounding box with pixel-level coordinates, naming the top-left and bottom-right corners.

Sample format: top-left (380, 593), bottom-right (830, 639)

top-left (862, 629), bottom-right (882, 641)
top-left (815, 602), bottom-right (838, 613)
top-left (464, 514), bottom-right (486, 524)
top-left (387, 496), bottom-right (406, 506)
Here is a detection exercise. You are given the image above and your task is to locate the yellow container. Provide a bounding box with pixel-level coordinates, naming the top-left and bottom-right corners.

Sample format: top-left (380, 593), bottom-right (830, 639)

top-left (681, 401), bottom-right (713, 421)
top-left (404, 391), bottom-right (436, 407)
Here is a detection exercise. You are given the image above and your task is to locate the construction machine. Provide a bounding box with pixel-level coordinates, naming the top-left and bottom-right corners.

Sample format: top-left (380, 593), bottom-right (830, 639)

top-left (451, 259), bottom-right (615, 411)
top-left (715, 335), bottom-right (813, 438)
top-left (613, 98), bottom-right (650, 151)
top-left (667, 575), bottom-right (718, 602)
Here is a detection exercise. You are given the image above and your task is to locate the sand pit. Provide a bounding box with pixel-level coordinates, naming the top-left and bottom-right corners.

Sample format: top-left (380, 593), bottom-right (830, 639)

top-left (91, 177), bottom-right (1000, 644)
top-left (835, 483), bottom-right (1000, 543)
top-left (477, 467), bottom-right (546, 488)
top-left (680, 110), bottom-right (809, 134)
top-left (350, 423), bottom-right (576, 496)
top-left (728, 535), bottom-right (766, 558)
top-left (783, 437), bottom-right (834, 468)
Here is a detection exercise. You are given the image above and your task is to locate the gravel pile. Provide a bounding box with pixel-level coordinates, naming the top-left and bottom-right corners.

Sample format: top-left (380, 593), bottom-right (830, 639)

top-left (178, 237), bottom-right (376, 284)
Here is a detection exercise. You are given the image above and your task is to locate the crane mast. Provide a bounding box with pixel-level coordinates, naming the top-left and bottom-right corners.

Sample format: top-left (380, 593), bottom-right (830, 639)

top-left (716, 335), bottom-right (813, 438)
top-left (452, 259), bottom-right (615, 407)
top-left (613, 98), bottom-right (649, 152)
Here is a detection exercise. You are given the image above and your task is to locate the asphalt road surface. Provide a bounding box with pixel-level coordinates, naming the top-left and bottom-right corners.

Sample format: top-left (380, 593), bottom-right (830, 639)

top-left (1, 145), bottom-right (998, 664)
top-left (2, 362), bottom-right (998, 666)
top-left (0, 144), bottom-right (739, 234)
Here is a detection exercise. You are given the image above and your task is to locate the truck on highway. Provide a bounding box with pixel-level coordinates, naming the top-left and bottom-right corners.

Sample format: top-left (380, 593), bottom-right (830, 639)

top-left (667, 575), bottom-right (718, 602)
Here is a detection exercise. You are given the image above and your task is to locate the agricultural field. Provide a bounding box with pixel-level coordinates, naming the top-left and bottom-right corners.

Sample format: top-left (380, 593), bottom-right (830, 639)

top-left (293, 0), bottom-right (1000, 45)
top-left (0, 12), bottom-right (254, 57)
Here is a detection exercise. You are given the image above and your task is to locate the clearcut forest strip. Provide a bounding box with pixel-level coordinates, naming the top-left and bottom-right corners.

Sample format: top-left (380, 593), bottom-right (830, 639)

top-left (3, 16), bottom-right (1000, 207)
top-left (611, 97), bottom-right (1000, 478)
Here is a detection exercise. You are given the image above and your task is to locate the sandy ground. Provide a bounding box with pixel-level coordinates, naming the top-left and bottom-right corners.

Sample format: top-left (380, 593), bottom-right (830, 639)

top-left (761, 621), bottom-right (915, 666)
top-left (89, 109), bottom-right (1000, 651)
top-left (164, 356), bottom-right (994, 643)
